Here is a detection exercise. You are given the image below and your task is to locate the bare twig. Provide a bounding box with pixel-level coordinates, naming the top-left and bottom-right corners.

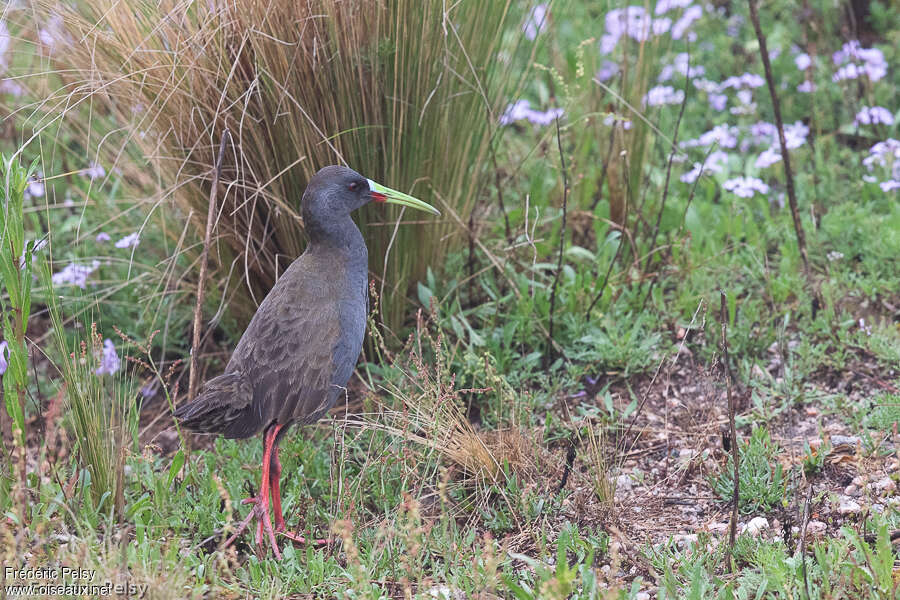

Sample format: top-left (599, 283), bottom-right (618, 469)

top-left (748, 0), bottom-right (814, 293)
top-left (799, 483), bottom-right (813, 600)
top-left (189, 129), bottom-right (231, 402)
top-left (721, 291), bottom-right (739, 567)
top-left (547, 116), bottom-right (568, 366)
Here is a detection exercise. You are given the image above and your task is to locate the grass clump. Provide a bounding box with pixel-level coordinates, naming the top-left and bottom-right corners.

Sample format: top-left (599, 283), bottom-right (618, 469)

top-left (710, 426), bottom-right (787, 514)
top-left (36, 0), bottom-right (526, 334)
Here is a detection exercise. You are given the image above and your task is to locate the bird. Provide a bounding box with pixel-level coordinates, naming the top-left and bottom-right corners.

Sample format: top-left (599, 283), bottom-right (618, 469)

top-left (174, 165), bottom-right (439, 558)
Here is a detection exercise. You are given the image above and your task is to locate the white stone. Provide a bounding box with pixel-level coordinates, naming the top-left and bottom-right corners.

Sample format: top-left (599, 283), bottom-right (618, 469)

top-left (636, 593), bottom-right (651, 600)
top-left (807, 520), bottom-right (826, 537)
top-left (874, 477), bottom-right (896, 493)
top-left (844, 484), bottom-right (860, 497)
top-left (616, 474), bottom-right (633, 492)
top-left (744, 517), bottom-right (769, 536)
top-left (839, 499), bottom-right (861, 515)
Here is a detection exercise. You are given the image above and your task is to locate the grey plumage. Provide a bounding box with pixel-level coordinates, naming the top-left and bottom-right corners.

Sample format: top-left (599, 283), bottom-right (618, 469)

top-left (174, 166), bottom-right (369, 439)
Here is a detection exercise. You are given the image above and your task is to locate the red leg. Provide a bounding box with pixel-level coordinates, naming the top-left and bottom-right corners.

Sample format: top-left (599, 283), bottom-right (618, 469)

top-left (270, 446), bottom-right (286, 532)
top-left (222, 423), bottom-right (284, 558)
top-left (269, 444), bottom-right (330, 546)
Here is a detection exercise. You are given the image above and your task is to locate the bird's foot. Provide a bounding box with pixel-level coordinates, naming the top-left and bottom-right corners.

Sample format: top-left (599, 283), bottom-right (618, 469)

top-left (222, 494), bottom-right (282, 559)
top-left (276, 525), bottom-right (332, 547)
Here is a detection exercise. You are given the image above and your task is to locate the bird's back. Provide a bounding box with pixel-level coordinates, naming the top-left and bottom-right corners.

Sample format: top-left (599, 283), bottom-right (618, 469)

top-left (175, 241), bottom-right (367, 439)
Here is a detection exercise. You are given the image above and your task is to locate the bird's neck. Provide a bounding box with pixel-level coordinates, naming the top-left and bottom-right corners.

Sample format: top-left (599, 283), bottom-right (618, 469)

top-left (306, 216), bottom-right (368, 267)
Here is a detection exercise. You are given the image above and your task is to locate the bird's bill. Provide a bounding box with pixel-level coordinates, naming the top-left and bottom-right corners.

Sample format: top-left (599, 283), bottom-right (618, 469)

top-left (367, 179), bottom-right (441, 216)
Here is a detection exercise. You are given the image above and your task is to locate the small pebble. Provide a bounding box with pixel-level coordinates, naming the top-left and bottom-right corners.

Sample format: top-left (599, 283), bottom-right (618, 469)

top-left (839, 498), bottom-right (861, 515)
top-left (874, 477), bottom-right (896, 493)
top-left (807, 520), bottom-right (826, 538)
top-left (844, 484), bottom-right (860, 497)
top-left (744, 517), bottom-right (769, 536)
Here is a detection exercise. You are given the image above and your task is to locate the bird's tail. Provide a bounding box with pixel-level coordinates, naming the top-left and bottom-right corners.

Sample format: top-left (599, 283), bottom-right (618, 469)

top-left (173, 372), bottom-right (260, 439)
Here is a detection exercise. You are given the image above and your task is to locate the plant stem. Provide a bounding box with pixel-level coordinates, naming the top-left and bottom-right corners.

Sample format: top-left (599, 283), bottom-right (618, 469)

top-left (188, 130), bottom-right (230, 402)
top-left (720, 291), bottom-right (739, 568)
top-left (748, 0), bottom-right (814, 292)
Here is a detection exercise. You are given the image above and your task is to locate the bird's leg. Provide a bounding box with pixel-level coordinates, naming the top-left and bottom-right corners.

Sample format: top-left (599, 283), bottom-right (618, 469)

top-left (269, 445), bottom-right (331, 547)
top-left (269, 446), bottom-right (286, 533)
top-left (221, 423), bottom-right (284, 559)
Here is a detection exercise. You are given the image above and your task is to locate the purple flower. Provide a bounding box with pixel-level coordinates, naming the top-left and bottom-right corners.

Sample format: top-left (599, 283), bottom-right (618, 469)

top-left (652, 17), bottom-right (672, 35)
top-left (680, 150), bottom-right (729, 183)
top-left (655, 0), bottom-right (693, 15)
top-left (833, 63), bottom-right (860, 81)
top-left (671, 5), bottom-right (702, 40)
top-left (880, 180), bottom-right (900, 192)
top-left (784, 121), bottom-right (809, 149)
top-left (832, 40), bottom-right (887, 82)
top-left (0, 21), bottom-right (10, 70)
top-left (693, 78), bottom-right (719, 93)
top-left (755, 147), bottom-right (781, 169)
top-left (658, 52), bottom-right (705, 82)
top-left (38, 14), bottom-right (64, 50)
top-left (682, 124), bottom-right (739, 149)
top-left (796, 80), bottom-right (816, 93)
top-left (854, 106), bottom-right (894, 127)
top-left (95, 232), bottom-right (111, 243)
top-left (0, 79), bottom-right (24, 97)
top-left (522, 106), bottom-right (564, 126)
top-left (95, 338), bottom-right (121, 376)
top-left (794, 53), bottom-right (811, 71)
top-left (863, 139), bottom-right (900, 183)
top-left (52, 260), bottom-right (101, 289)
top-left (603, 114), bottom-right (633, 130)
top-left (749, 122), bottom-right (777, 144)
top-left (730, 89), bottom-right (756, 115)
top-left (599, 33), bottom-right (618, 54)
top-left (605, 6), bottom-right (654, 45)
top-left (721, 72), bottom-right (765, 89)
top-left (25, 173), bottom-right (45, 199)
top-left (723, 176), bottom-right (769, 198)
top-left (115, 232), bottom-right (140, 248)
top-left (596, 60), bottom-right (620, 82)
top-left (0, 341), bottom-right (8, 376)
top-left (709, 93), bottom-right (728, 112)
top-left (523, 4), bottom-right (549, 41)
top-left (81, 162), bottom-right (106, 180)
top-left (644, 85), bottom-right (685, 107)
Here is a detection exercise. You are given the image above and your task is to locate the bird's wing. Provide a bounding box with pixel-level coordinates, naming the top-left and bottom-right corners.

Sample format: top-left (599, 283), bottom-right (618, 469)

top-left (228, 255), bottom-right (344, 428)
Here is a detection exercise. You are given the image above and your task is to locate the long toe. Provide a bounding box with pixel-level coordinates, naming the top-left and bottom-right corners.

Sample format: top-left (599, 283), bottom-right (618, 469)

top-left (280, 529), bottom-right (333, 547)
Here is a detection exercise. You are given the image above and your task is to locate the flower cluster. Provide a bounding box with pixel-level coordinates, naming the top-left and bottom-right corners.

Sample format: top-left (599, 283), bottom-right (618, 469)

top-left (863, 139), bottom-right (900, 192)
top-left (680, 150), bottom-right (729, 183)
top-left (644, 85), bottom-right (685, 107)
top-left (854, 106), bottom-right (894, 127)
top-left (0, 340), bottom-right (8, 376)
top-left (523, 4), bottom-right (549, 41)
top-left (95, 338), bottom-right (121, 376)
top-left (499, 100), bottom-right (564, 127)
top-left (52, 260), bottom-right (101, 289)
top-left (723, 176), bottom-right (770, 198)
top-left (832, 40), bottom-right (887, 82)
top-left (600, 3), bottom-right (702, 54)
top-left (115, 232), bottom-right (141, 249)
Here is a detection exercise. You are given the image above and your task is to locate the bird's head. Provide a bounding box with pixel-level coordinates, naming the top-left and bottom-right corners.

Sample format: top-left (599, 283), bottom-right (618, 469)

top-left (302, 166), bottom-right (440, 232)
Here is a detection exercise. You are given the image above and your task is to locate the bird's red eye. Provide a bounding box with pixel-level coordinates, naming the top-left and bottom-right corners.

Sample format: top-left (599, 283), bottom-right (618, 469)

top-left (348, 182), bottom-right (358, 191)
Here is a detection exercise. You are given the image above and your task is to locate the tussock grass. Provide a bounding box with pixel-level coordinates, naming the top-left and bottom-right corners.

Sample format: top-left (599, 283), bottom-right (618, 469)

top-left (33, 0), bottom-right (527, 333)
